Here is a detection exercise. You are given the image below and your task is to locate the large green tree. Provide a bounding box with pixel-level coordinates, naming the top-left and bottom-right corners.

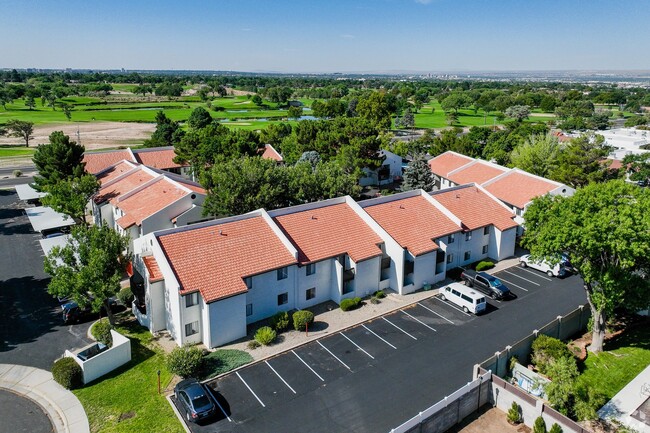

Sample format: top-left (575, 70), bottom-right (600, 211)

top-left (509, 134), bottom-right (561, 178)
top-left (550, 133), bottom-right (613, 188)
top-left (356, 91), bottom-right (393, 129)
top-left (32, 131), bottom-right (85, 191)
top-left (402, 154), bottom-right (435, 191)
top-left (6, 119), bottom-right (34, 147)
top-left (522, 180), bottom-right (650, 353)
top-left (40, 174), bottom-right (99, 225)
top-left (143, 111), bottom-right (184, 148)
top-left (44, 225), bottom-right (131, 325)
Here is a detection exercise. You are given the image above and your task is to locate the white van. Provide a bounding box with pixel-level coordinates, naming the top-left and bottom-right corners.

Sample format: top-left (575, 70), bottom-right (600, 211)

top-left (440, 282), bottom-right (487, 314)
top-left (519, 254), bottom-right (567, 277)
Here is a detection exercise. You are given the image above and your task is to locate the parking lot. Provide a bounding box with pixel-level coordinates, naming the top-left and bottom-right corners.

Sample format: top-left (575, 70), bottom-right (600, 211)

top-left (173, 262), bottom-right (586, 433)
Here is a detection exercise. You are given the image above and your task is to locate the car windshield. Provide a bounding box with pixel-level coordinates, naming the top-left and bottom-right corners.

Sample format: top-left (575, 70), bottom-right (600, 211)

top-left (488, 278), bottom-right (502, 287)
top-left (192, 395), bottom-right (210, 409)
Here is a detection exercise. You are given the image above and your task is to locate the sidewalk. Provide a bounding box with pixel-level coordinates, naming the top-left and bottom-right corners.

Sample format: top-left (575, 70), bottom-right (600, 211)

top-left (0, 364), bottom-right (90, 433)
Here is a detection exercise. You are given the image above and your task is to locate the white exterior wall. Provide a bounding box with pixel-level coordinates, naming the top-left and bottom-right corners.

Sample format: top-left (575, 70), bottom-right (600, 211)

top-left (148, 280), bottom-right (166, 332)
top-left (245, 266), bottom-right (297, 324)
top-left (352, 256), bottom-right (381, 298)
top-left (180, 293), bottom-right (203, 345)
top-left (98, 203), bottom-right (113, 227)
top-left (65, 330), bottom-right (131, 384)
top-left (295, 259), bottom-right (334, 310)
top-left (206, 294), bottom-right (247, 348)
top-left (489, 227), bottom-right (516, 261)
top-left (174, 205), bottom-right (205, 226)
top-left (382, 150), bottom-right (403, 179)
top-left (412, 251), bottom-right (438, 290)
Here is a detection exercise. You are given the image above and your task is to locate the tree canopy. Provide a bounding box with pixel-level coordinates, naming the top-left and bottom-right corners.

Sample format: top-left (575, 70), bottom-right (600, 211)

top-left (44, 225), bottom-right (131, 325)
top-left (402, 154), bottom-right (435, 192)
top-left (143, 111), bottom-right (184, 148)
top-left (509, 134), bottom-right (561, 178)
top-left (5, 119), bottom-right (34, 147)
top-left (32, 131), bottom-right (86, 191)
top-left (40, 174), bottom-right (100, 224)
top-left (522, 180), bottom-right (650, 353)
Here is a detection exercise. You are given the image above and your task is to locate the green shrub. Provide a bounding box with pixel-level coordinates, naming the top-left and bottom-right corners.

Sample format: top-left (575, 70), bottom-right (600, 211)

top-left (269, 311), bottom-right (290, 332)
top-left (247, 340), bottom-right (260, 350)
top-left (533, 416), bottom-right (547, 433)
top-left (255, 326), bottom-right (276, 345)
top-left (340, 297), bottom-right (362, 312)
top-left (548, 423), bottom-right (563, 433)
top-left (167, 345), bottom-right (204, 379)
top-left (475, 260), bottom-right (495, 271)
top-left (573, 386), bottom-right (607, 421)
top-left (293, 310), bottom-right (314, 331)
top-left (507, 401), bottom-right (521, 424)
top-left (117, 287), bottom-right (134, 306)
top-left (531, 334), bottom-right (573, 374)
top-left (91, 318), bottom-right (113, 347)
top-left (13, 170), bottom-right (22, 178)
top-left (52, 357), bottom-right (83, 389)
top-left (373, 290), bottom-right (386, 299)
top-left (370, 297), bottom-right (381, 304)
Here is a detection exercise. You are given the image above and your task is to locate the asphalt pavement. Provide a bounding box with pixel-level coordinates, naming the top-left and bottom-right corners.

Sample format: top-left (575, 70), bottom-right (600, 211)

top-left (178, 264), bottom-right (587, 433)
top-left (0, 189), bottom-right (93, 370)
top-left (0, 389), bottom-right (53, 433)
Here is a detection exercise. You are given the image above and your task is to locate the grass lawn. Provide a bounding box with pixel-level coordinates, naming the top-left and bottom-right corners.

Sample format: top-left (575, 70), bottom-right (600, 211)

top-left (201, 349), bottom-right (253, 380)
top-left (73, 319), bottom-right (184, 433)
top-left (577, 325), bottom-right (650, 400)
top-left (0, 146), bottom-right (34, 158)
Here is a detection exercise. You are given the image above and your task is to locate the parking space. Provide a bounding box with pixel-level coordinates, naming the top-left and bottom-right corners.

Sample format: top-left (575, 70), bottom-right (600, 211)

top-left (177, 264), bottom-right (586, 433)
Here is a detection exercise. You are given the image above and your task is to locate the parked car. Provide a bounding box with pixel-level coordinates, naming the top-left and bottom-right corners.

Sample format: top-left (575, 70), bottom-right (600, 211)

top-left (519, 254), bottom-right (567, 277)
top-left (440, 282), bottom-right (487, 314)
top-left (460, 269), bottom-right (511, 300)
top-left (61, 298), bottom-right (117, 324)
top-left (174, 379), bottom-right (217, 423)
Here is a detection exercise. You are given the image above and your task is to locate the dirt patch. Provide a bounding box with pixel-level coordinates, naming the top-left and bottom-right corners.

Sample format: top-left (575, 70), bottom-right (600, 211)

top-left (0, 121), bottom-right (155, 150)
top-left (448, 407), bottom-right (530, 433)
top-left (226, 87), bottom-right (255, 96)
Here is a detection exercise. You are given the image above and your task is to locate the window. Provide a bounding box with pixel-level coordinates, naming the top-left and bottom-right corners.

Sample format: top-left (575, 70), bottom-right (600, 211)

top-left (482, 245), bottom-right (489, 254)
top-left (185, 321), bottom-right (198, 337)
top-left (244, 276), bottom-right (252, 289)
top-left (446, 253), bottom-right (454, 264)
top-left (484, 226), bottom-right (490, 236)
top-left (185, 292), bottom-right (199, 308)
top-left (306, 287), bottom-right (316, 300)
top-left (277, 292), bottom-right (288, 305)
top-left (464, 251), bottom-right (471, 261)
top-left (246, 303), bottom-right (253, 317)
top-left (447, 234), bottom-right (455, 244)
top-left (306, 263), bottom-right (316, 276)
top-left (277, 267), bottom-right (288, 280)
top-left (465, 231), bottom-right (472, 241)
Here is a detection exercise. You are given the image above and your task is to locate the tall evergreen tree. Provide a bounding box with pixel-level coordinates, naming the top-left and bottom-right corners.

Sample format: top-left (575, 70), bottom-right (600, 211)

top-left (401, 154), bottom-right (435, 191)
top-left (32, 131), bottom-right (85, 191)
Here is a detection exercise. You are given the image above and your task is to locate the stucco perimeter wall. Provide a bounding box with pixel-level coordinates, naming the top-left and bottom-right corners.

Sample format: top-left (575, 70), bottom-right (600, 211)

top-left (65, 330), bottom-right (131, 384)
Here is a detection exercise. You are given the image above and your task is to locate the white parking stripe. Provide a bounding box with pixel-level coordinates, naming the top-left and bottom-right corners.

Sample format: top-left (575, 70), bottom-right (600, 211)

top-left (417, 302), bottom-right (454, 324)
top-left (362, 324), bottom-right (397, 349)
top-left (265, 360), bottom-right (296, 394)
top-left (401, 310), bottom-right (437, 332)
top-left (317, 340), bottom-right (351, 370)
top-left (382, 317), bottom-right (417, 340)
top-left (236, 371), bottom-right (266, 408)
top-left (341, 332), bottom-right (374, 359)
top-left (517, 266), bottom-right (553, 281)
top-left (494, 276), bottom-right (529, 291)
top-left (382, 316), bottom-right (418, 340)
top-left (502, 269), bottom-right (540, 286)
top-left (206, 386), bottom-right (232, 422)
top-left (432, 296), bottom-right (473, 317)
top-left (292, 350), bottom-right (324, 382)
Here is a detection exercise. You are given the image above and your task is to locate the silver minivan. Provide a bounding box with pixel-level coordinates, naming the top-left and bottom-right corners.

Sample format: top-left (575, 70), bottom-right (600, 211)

top-left (440, 282), bottom-right (487, 314)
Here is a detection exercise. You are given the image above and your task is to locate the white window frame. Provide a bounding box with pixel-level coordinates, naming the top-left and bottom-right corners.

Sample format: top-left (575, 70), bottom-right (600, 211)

top-left (446, 253), bottom-right (454, 264)
top-left (447, 234), bottom-right (455, 244)
top-left (277, 292), bottom-right (288, 306)
top-left (277, 267), bottom-right (288, 280)
top-left (482, 244), bottom-right (489, 254)
top-left (306, 263), bottom-right (316, 276)
top-left (465, 231), bottom-right (472, 241)
top-left (306, 287), bottom-right (316, 300)
top-left (185, 292), bottom-right (199, 308)
top-left (185, 321), bottom-right (198, 337)
top-left (464, 251), bottom-right (471, 261)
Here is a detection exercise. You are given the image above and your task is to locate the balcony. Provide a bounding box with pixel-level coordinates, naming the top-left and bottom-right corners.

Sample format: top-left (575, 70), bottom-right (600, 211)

top-left (343, 269), bottom-right (355, 282)
top-left (381, 256), bottom-right (391, 270)
top-left (404, 261), bottom-right (414, 275)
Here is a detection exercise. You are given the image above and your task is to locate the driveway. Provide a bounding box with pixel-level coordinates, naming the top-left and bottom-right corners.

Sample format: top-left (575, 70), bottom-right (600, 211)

top-left (0, 189), bottom-right (93, 370)
top-left (176, 265), bottom-right (586, 433)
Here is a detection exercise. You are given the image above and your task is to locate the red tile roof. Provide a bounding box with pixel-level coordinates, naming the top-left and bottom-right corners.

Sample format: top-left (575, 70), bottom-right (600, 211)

top-left (116, 178), bottom-right (190, 229)
top-left (96, 161), bottom-right (137, 186)
top-left (364, 195), bottom-right (459, 256)
top-left (143, 256), bottom-right (164, 283)
top-left (95, 168), bottom-right (155, 204)
top-left (169, 178), bottom-right (205, 195)
top-left (447, 161), bottom-right (507, 185)
top-left (273, 203), bottom-right (382, 265)
top-left (432, 186), bottom-right (518, 231)
top-left (157, 216), bottom-right (297, 302)
top-left (260, 144), bottom-right (284, 162)
top-left (428, 151), bottom-right (473, 177)
top-left (134, 148), bottom-right (184, 169)
top-left (483, 171), bottom-right (560, 209)
top-left (83, 150), bottom-right (135, 174)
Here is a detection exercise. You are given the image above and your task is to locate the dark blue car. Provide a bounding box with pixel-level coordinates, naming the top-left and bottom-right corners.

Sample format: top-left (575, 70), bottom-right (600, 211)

top-left (175, 379), bottom-right (217, 423)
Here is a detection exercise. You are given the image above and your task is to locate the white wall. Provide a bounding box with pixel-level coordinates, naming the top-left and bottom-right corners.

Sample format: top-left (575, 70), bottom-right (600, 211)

top-left (149, 281), bottom-right (166, 332)
top-left (412, 251), bottom-right (438, 289)
top-left (181, 292), bottom-right (203, 345)
top-left (66, 330), bottom-right (131, 384)
top-left (489, 227), bottom-right (516, 261)
top-left (352, 256), bottom-right (381, 298)
top-left (207, 294), bottom-right (247, 348)
top-left (295, 259), bottom-right (334, 310)
top-left (245, 266), bottom-right (296, 324)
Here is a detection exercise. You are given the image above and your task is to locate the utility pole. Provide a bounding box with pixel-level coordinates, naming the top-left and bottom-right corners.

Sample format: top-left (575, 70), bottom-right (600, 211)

top-left (76, 127), bottom-right (81, 146)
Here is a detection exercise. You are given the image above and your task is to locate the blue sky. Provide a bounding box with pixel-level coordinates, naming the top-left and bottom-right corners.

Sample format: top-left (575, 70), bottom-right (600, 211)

top-left (2, 0), bottom-right (649, 72)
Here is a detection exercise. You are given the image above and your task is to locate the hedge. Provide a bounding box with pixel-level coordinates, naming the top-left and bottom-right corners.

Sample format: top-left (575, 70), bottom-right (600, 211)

top-left (475, 260), bottom-right (495, 271)
top-left (91, 318), bottom-right (113, 347)
top-left (167, 345), bottom-right (204, 379)
top-left (52, 357), bottom-right (83, 389)
top-left (340, 297), bottom-right (362, 312)
top-left (531, 334), bottom-right (573, 375)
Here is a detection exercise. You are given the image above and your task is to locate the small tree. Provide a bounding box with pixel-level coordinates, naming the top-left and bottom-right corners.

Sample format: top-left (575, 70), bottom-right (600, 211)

top-left (533, 416), bottom-right (547, 433)
top-left (32, 131), bottom-right (86, 190)
top-left (292, 310), bottom-right (314, 331)
top-left (60, 103), bottom-right (73, 120)
top-left (40, 174), bottom-right (100, 224)
top-left (254, 326), bottom-right (276, 345)
top-left (544, 357), bottom-right (579, 415)
top-left (6, 119), bottom-right (34, 147)
top-left (548, 423), bottom-right (563, 433)
top-left (402, 107), bottom-right (415, 129)
top-left (402, 154), bottom-right (435, 191)
top-left (187, 107), bottom-right (213, 129)
top-left (52, 357), bottom-right (83, 389)
top-left (507, 401), bottom-right (521, 424)
top-left (505, 105), bottom-right (531, 122)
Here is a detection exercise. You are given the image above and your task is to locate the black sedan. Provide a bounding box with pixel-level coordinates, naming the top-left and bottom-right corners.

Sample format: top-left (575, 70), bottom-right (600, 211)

top-left (174, 378), bottom-right (217, 424)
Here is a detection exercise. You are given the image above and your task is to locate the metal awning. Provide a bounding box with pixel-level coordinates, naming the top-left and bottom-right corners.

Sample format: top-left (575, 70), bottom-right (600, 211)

top-left (39, 234), bottom-right (70, 257)
top-left (15, 184), bottom-right (47, 201)
top-left (25, 206), bottom-right (75, 233)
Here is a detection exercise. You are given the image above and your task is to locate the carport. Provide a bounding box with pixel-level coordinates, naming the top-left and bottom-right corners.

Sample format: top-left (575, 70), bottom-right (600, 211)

top-left (25, 206), bottom-right (75, 235)
top-left (39, 234), bottom-right (71, 257)
top-left (14, 183), bottom-right (47, 203)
